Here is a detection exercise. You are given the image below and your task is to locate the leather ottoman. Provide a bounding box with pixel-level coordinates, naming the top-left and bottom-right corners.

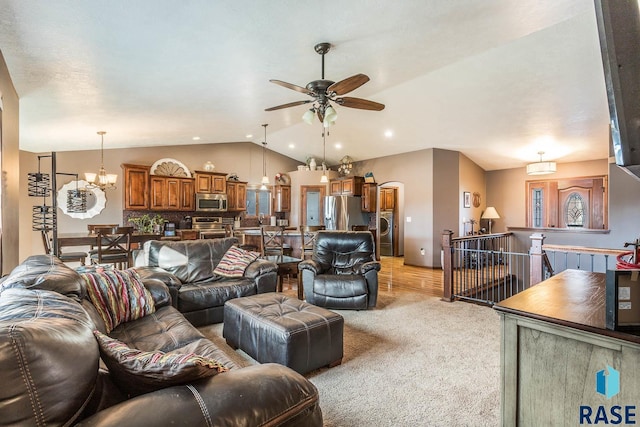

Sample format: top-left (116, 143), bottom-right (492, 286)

top-left (223, 293), bottom-right (344, 375)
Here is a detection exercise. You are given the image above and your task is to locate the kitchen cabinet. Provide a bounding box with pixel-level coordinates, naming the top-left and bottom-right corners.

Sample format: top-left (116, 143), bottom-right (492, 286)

top-left (226, 181), bottom-right (247, 211)
top-left (361, 183), bottom-right (377, 212)
top-left (150, 176), bottom-right (195, 211)
top-left (194, 171), bottom-right (227, 193)
top-left (273, 185), bottom-right (291, 212)
top-left (380, 188), bottom-right (396, 211)
top-left (179, 179), bottom-right (195, 210)
top-left (330, 176), bottom-right (364, 196)
top-left (122, 164), bottom-right (150, 210)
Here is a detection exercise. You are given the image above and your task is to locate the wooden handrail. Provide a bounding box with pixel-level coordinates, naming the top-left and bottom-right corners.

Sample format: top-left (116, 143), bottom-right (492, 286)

top-left (542, 244), bottom-right (628, 257)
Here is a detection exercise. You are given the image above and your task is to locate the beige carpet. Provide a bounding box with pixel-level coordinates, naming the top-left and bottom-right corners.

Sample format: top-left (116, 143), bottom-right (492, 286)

top-left (199, 292), bottom-right (501, 426)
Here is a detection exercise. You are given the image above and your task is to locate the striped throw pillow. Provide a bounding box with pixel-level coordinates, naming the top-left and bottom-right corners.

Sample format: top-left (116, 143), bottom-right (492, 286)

top-left (82, 269), bottom-right (155, 333)
top-left (94, 330), bottom-right (228, 395)
top-left (213, 246), bottom-right (260, 278)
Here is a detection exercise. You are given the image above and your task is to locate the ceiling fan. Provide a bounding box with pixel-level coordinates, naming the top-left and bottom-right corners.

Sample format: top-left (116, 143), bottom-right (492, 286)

top-left (265, 42), bottom-right (385, 127)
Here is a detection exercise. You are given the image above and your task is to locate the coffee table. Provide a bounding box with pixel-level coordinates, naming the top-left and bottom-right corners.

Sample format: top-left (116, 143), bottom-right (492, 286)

top-left (263, 255), bottom-right (302, 298)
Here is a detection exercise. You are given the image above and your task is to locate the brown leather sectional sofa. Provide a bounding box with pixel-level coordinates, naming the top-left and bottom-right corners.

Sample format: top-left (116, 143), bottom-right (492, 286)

top-left (134, 237), bottom-right (278, 326)
top-left (0, 255), bottom-right (322, 426)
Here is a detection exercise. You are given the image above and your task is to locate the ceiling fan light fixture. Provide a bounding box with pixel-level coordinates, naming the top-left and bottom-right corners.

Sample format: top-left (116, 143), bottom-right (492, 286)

top-left (302, 109), bottom-right (315, 125)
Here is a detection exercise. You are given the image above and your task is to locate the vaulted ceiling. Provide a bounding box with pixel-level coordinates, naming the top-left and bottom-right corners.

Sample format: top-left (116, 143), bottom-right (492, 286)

top-left (0, 0), bottom-right (610, 170)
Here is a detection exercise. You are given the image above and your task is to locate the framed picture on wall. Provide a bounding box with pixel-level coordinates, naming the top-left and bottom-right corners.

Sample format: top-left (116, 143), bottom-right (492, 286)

top-left (463, 192), bottom-right (471, 208)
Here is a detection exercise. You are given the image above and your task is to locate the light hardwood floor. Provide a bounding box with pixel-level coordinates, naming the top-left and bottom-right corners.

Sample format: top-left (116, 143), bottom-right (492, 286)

top-left (281, 256), bottom-right (444, 299)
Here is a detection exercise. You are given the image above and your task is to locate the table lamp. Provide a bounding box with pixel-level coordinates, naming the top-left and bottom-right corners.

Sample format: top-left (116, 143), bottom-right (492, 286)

top-left (481, 207), bottom-right (500, 234)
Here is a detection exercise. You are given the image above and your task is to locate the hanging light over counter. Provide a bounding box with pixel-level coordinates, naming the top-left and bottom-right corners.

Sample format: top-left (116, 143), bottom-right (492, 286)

top-left (260, 124), bottom-right (270, 190)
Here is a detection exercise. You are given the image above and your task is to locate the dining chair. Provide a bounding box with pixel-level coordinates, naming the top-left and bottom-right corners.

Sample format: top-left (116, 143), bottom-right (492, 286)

top-left (260, 225), bottom-right (291, 257)
top-left (300, 225), bottom-right (325, 259)
top-left (87, 224), bottom-right (119, 233)
top-left (87, 224), bottom-right (119, 253)
top-left (41, 229), bottom-right (88, 265)
top-left (89, 226), bottom-right (134, 269)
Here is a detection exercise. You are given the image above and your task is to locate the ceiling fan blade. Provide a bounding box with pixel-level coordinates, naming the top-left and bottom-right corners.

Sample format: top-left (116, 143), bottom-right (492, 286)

top-left (269, 79), bottom-right (314, 96)
top-left (327, 74), bottom-right (370, 95)
top-left (265, 100), bottom-right (313, 111)
top-left (336, 97), bottom-right (385, 111)
top-left (317, 110), bottom-right (324, 123)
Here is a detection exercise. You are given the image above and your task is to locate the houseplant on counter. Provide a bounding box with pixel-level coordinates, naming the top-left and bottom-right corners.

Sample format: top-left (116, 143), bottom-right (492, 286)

top-left (128, 214), bottom-right (165, 233)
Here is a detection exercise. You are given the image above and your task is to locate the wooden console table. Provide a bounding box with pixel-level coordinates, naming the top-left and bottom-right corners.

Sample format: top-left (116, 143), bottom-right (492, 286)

top-left (494, 269), bottom-right (640, 426)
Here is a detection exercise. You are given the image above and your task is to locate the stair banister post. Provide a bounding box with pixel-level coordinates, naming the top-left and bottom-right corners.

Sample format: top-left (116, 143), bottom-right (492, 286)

top-left (530, 233), bottom-right (545, 286)
top-left (442, 230), bottom-right (454, 301)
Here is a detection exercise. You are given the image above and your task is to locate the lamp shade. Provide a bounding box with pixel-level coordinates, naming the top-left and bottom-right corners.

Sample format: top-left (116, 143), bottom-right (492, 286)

top-left (526, 161), bottom-right (556, 175)
top-left (481, 206), bottom-right (500, 219)
top-left (302, 109), bottom-right (315, 125)
top-left (323, 106), bottom-right (337, 127)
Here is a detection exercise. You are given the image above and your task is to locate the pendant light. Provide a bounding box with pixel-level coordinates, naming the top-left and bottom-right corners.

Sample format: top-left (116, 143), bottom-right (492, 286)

top-left (320, 130), bottom-right (329, 183)
top-left (526, 151), bottom-right (556, 175)
top-left (85, 131), bottom-right (117, 190)
top-left (260, 124), bottom-right (269, 190)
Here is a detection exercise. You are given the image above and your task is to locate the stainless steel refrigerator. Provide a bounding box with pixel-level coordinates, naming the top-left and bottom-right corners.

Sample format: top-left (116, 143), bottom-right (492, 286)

top-left (324, 195), bottom-right (369, 230)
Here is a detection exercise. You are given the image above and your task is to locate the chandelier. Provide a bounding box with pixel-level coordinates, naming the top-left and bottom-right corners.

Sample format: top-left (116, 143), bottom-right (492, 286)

top-left (85, 131), bottom-right (117, 190)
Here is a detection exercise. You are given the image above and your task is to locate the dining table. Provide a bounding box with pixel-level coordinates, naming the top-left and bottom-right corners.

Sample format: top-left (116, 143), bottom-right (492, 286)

top-left (55, 232), bottom-right (162, 256)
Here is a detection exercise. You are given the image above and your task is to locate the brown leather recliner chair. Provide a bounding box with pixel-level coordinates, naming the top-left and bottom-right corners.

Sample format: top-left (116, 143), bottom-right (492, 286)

top-left (298, 231), bottom-right (381, 310)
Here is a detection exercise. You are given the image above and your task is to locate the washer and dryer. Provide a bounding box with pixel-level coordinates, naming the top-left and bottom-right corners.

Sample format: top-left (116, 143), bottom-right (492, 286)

top-left (380, 211), bottom-right (394, 256)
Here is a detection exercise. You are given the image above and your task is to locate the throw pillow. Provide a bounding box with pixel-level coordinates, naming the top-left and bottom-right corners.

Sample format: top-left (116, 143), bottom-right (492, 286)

top-left (81, 269), bottom-right (156, 333)
top-left (93, 331), bottom-right (228, 395)
top-left (212, 245), bottom-right (260, 278)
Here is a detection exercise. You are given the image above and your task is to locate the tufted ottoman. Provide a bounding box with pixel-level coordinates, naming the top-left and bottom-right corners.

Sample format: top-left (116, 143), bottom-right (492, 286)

top-left (223, 293), bottom-right (344, 375)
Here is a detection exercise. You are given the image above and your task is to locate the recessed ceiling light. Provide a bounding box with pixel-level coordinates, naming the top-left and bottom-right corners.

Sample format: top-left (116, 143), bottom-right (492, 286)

top-left (384, 130), bottom-right (393, 138)
top-left (288, 143), bottom-right (295, 149)
top-left (246, 134), bottom-right (253, 139)
top-left (192, 136), bottom-right (201, 141)
top-left (335, 143), bottom-right (342, 149)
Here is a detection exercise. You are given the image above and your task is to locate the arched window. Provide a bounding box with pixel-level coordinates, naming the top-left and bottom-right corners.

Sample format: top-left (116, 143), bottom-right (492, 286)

top-left (564, 192), bottom-right (586, 227)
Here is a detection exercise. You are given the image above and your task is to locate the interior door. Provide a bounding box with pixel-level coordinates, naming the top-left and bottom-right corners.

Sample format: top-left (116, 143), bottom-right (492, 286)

top-left (301, 185), bottom-right (326, 226)
top-left (558, 187), bottom-right (591, 228)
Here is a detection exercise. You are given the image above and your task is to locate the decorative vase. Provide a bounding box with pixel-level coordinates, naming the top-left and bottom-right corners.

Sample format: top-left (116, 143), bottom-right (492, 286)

top-left (309, 158), bottom-right (317, 171)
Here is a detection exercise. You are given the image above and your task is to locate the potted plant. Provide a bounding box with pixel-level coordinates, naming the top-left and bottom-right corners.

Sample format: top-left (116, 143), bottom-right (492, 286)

top-left (128, 214), bottom-right (165, 233)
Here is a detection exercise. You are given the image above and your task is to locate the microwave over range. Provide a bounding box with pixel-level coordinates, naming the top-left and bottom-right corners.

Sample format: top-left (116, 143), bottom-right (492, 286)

top-left (196, 193), bottom-right (228, 212)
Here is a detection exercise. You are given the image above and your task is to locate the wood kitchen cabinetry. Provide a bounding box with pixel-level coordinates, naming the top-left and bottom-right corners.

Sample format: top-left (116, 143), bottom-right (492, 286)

top-left (226, 181), bottom-right (247, 211)
top-left (150, 176), bottom-right (195, 211)
top-left (122, 164), bottom-right (150, 210)
top-left (380, 188), bottom-right (396, 211)
top-left (361, 183), bottom-right (377, 213)
top-left (194, 171), bottom-right (227, 193)
top-left (273, 185), bottom-right (291, 212)
top-left (330, 176), bottom-right (364, 196)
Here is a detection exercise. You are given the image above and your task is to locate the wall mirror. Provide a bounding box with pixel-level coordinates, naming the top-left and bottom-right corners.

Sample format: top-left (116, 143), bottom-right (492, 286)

top-left (56, 180), bottom-right (106, 219)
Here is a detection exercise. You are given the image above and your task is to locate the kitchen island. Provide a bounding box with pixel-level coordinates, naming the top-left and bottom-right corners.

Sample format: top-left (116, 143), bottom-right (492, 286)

top-left (493, 269), bottom-right (640, 425)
